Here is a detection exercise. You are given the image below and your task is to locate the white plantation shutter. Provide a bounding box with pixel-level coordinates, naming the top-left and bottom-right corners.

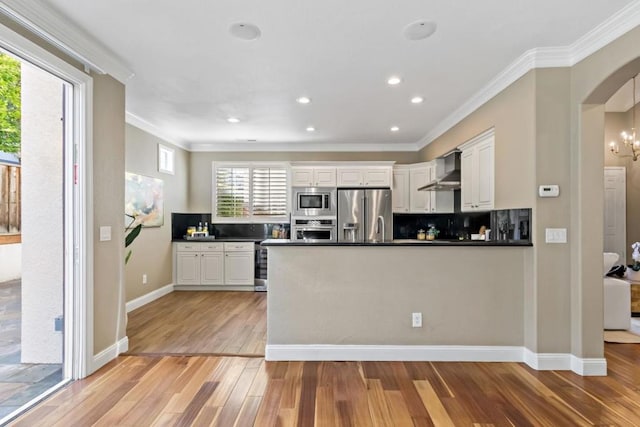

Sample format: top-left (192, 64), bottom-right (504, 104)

top-left (213, 163), bottom-right (289, 221)
top-left (215, 166), bottom-right (250, 217)
top-left (252, 167), bottom-right (288, 217)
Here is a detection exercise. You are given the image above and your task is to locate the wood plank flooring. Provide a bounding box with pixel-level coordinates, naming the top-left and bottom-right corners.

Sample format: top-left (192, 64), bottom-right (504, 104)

top-left (10, 343), bottom-right (640, 426)
top-left (126, 291), bottom-right (266, 356)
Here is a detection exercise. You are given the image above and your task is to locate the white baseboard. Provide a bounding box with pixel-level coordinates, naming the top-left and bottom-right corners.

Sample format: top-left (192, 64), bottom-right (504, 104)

top-left (266, 345), bottom-right (608, 376)
top-left (571, 355), bottom-right (608, 376)
top-left (126, 283), bottom-right (174, 313)
top-left (92, 336), bottom-right (129, 373)
top-left (523, 348), bottom-right (607, 375)
top-left (266, 344), bottom-right (523, 363)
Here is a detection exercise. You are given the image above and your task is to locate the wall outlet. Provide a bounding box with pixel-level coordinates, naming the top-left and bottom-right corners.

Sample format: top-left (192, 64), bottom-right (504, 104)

top-left (412, 312), bottom-right (422, 328)
top-left (142, 274), bottom-right (148, 285)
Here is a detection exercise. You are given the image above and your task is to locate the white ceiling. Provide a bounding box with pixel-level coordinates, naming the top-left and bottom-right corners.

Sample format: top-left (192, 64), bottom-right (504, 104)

top-left (34, 0), bottom-right (638, 150)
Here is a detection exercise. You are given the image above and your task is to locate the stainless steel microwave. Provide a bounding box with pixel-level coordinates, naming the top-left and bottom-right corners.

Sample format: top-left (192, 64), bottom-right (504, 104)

top-left (292, 187), bottom-right (337, 217)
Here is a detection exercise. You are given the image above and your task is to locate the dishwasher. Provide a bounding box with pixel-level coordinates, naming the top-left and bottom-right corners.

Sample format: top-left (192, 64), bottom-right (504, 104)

top-left (254, 242), bottom-right (268, 291)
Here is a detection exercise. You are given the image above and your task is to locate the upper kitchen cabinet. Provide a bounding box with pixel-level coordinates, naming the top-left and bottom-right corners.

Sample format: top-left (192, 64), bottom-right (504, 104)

top-left (392, 167), bottom-right (410, 213)
top-left (337, 166), bottom-right (392, 187)
top-left (393, 163), bottom-right (454, 214)
top-left (459, 129), bottom-right (495, 212)
top-left (409, 164), bottom-right (431, 212)
top-left (291, 166), bottom-right (336, 187)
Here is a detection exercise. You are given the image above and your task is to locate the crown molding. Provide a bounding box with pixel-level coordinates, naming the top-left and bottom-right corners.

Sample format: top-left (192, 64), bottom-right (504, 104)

top-left (0, 0), bottom-right (133, 82)
top-left (188, 141), bottom-right (420, 152)
top-left (417, 0), bottom-right (640, 150)
top-left (125, 112), bottom-right (190, 151)
top-left (569, 0), bottom-right (640, 65)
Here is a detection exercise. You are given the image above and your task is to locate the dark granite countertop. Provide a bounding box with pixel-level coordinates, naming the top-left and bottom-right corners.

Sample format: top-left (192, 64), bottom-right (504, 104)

top-left (172, 238), bottom-right (265, 243)
top-left (261, 238), bottom-right (532, 247)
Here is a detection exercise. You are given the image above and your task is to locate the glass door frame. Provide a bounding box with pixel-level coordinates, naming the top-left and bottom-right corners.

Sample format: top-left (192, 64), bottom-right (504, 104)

top-left (0, 23), bottom-right (93, 386)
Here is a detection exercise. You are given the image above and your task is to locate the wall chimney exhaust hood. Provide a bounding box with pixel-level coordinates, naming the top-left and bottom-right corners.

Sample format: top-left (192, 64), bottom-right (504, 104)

top-left (418, 150), bottom-right (461, 191)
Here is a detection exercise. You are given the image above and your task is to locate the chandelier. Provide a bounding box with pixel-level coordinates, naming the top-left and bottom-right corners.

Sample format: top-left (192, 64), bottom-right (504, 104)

top-left (609, 74), bottom-right (639, 161)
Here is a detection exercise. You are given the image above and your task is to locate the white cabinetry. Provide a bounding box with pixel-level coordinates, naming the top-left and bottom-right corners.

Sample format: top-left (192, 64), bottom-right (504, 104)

top-left (223, 242), bottom-right (255, 286)
top-left (337, 167), bottom-right (391, 187)
top-left (393, 163), bottom-right (454, 213)
top-left (176, 242), bottom-right (224, 286)
top-left (459, 129), bottom-right (495, 212)
top-left (409, 165), bottom-right (430, 212)
top-left (392, 167), bottom-right (410, 213)
top-left (174, 241), bottom-right (254, 290)
top-left (291, 167), bottom-right (336, 187)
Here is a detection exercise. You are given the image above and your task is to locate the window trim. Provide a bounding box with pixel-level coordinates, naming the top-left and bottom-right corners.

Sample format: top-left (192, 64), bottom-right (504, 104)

top-left (212, 161), bottom-right (290, 224)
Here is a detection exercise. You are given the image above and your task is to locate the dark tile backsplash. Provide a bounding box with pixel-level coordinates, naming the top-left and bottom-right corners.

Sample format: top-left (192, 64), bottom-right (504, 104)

top-left (491, 209), bottom-right (531, 242)
top-left (393, 212), bottom-right (491, 240)
top-left (171, 212), bottom-right (289, 240)
top-left (393, 208), bottom-right (531, 242)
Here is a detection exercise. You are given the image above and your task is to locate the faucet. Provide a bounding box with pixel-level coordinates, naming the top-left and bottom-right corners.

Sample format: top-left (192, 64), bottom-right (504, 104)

top-left (376, 215), bottom-right (385, 242)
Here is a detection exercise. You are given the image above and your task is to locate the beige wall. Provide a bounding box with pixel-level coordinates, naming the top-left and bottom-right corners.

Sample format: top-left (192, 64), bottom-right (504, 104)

top-left (269, 246), bottom-right (526, 346)
top-left (92, 74), bottom-right (126, 354)
top-left (188, 151), bottom-right (418, 212)
top-left (604, 110), bottom-right (639, 265)
top-left (570, 27), bottom-right (640, 358)
top-left (417, 72), bottom-right (536, 211)
top-left (125, 125), bottom-right (189, 301)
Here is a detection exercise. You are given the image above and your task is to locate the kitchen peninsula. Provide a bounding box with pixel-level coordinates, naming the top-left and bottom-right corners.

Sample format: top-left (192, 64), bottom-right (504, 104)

top-left (262, 238), bottom-right (532, 363)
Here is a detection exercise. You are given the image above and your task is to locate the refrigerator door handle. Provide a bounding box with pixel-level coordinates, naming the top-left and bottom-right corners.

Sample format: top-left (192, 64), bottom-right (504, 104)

top-left (376, 215), bottom-right (385, 240)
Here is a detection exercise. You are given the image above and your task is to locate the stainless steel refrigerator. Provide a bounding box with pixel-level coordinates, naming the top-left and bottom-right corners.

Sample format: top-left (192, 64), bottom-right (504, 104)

top-left (337, 189), bottom-right (392, 243)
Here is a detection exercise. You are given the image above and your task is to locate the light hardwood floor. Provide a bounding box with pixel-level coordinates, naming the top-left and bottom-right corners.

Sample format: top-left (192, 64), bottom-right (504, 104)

top-left (9, 343), bottom-right (640, 426)
top-left (126, 291), bottom-right (266, 356)
top-left (10, 291), bottom-right (640, 425)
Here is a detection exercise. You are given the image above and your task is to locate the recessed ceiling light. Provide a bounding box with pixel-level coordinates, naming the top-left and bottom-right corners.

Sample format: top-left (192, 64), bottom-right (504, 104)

top-left (306, 126), bottom-right (315, 132)
top-left (296, 96), bottom-right (311, 104)
top-left (403, 20), bottom-right (437, 41)
top-left (390, 126), bottom-right (400, 132)
top-left (229, 23), bottom-right (262, 40)
top-left (227, 117), bottom-right (240, 123)
top-left (387, 76), bottom-right (402, 86)
top-left (411, 96), bottom-right (424, 104)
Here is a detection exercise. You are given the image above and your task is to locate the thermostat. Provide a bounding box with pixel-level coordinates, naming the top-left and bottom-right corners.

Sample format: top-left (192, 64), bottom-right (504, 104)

top-left (538, 185), bottom-right (559, 197)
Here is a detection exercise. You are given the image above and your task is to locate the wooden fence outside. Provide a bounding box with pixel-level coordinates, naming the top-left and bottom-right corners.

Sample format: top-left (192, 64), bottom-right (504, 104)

top-left (0, 163), bottom-right (21, 244)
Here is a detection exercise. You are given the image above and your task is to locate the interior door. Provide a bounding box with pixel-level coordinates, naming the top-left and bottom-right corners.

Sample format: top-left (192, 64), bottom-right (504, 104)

top-left (604, 167), bottom-right (626, 263)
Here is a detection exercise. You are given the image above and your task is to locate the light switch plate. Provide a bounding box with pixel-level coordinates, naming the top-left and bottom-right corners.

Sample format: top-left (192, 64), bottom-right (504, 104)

top-left (100, 226), bottom-right (112, 242)
top-left (545, 228), bottom-right (567, 243)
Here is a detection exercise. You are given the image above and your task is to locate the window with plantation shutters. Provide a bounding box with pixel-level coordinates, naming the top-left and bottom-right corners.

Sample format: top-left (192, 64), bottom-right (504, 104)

top-left (215, 166), bottom-right (250, 218)
top-left (212, 163), bottom-right (290, 222)
top-left (252, 167), bottom-right (287, 217)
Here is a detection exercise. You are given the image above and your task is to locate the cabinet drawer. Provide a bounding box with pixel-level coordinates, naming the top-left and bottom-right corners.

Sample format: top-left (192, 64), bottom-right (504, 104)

top-left (176, 243), bottom-right (202, 252)
top-left (200, 243), bottom-right (224, 252)
top-left (176, 242), bottom-right (223, 252)
top-left (223, 242), bottom-right (254, 252)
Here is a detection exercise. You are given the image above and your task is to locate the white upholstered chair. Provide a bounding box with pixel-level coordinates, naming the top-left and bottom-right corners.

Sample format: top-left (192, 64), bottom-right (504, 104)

top-left (603, 252), bottom-right (631, 330)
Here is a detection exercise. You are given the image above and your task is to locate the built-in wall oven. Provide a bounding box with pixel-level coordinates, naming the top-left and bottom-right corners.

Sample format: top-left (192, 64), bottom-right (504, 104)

top-left (291, 217), bottom-right (337, 242)
top-left (292, 187), bottom-right (337, 217)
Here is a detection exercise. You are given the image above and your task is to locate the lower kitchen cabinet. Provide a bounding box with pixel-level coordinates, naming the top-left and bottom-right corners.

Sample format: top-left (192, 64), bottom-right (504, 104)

top-left (174, 241), bottom-right (254, 290)
top-left (223, 242), bottom-right (255, 286)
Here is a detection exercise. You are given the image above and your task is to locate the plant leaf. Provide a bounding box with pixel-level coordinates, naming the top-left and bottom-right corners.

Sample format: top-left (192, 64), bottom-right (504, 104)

top-left (125, 249), bottom-right (132, 265)
top-left (125, 223), bottom-right (142, 248)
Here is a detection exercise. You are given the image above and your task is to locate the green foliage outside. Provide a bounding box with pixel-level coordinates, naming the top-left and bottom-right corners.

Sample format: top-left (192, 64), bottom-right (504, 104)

top-left (217, 193), bottom-right (249, 217)
top-left (0, 53), bottom-right (20, 156)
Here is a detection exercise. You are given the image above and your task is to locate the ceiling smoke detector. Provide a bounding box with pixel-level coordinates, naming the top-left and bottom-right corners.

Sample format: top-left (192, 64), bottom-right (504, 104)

top-left (229, 23), bottom-right (262, 40)
top-left (403, 20), bottom-right (437, 41)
